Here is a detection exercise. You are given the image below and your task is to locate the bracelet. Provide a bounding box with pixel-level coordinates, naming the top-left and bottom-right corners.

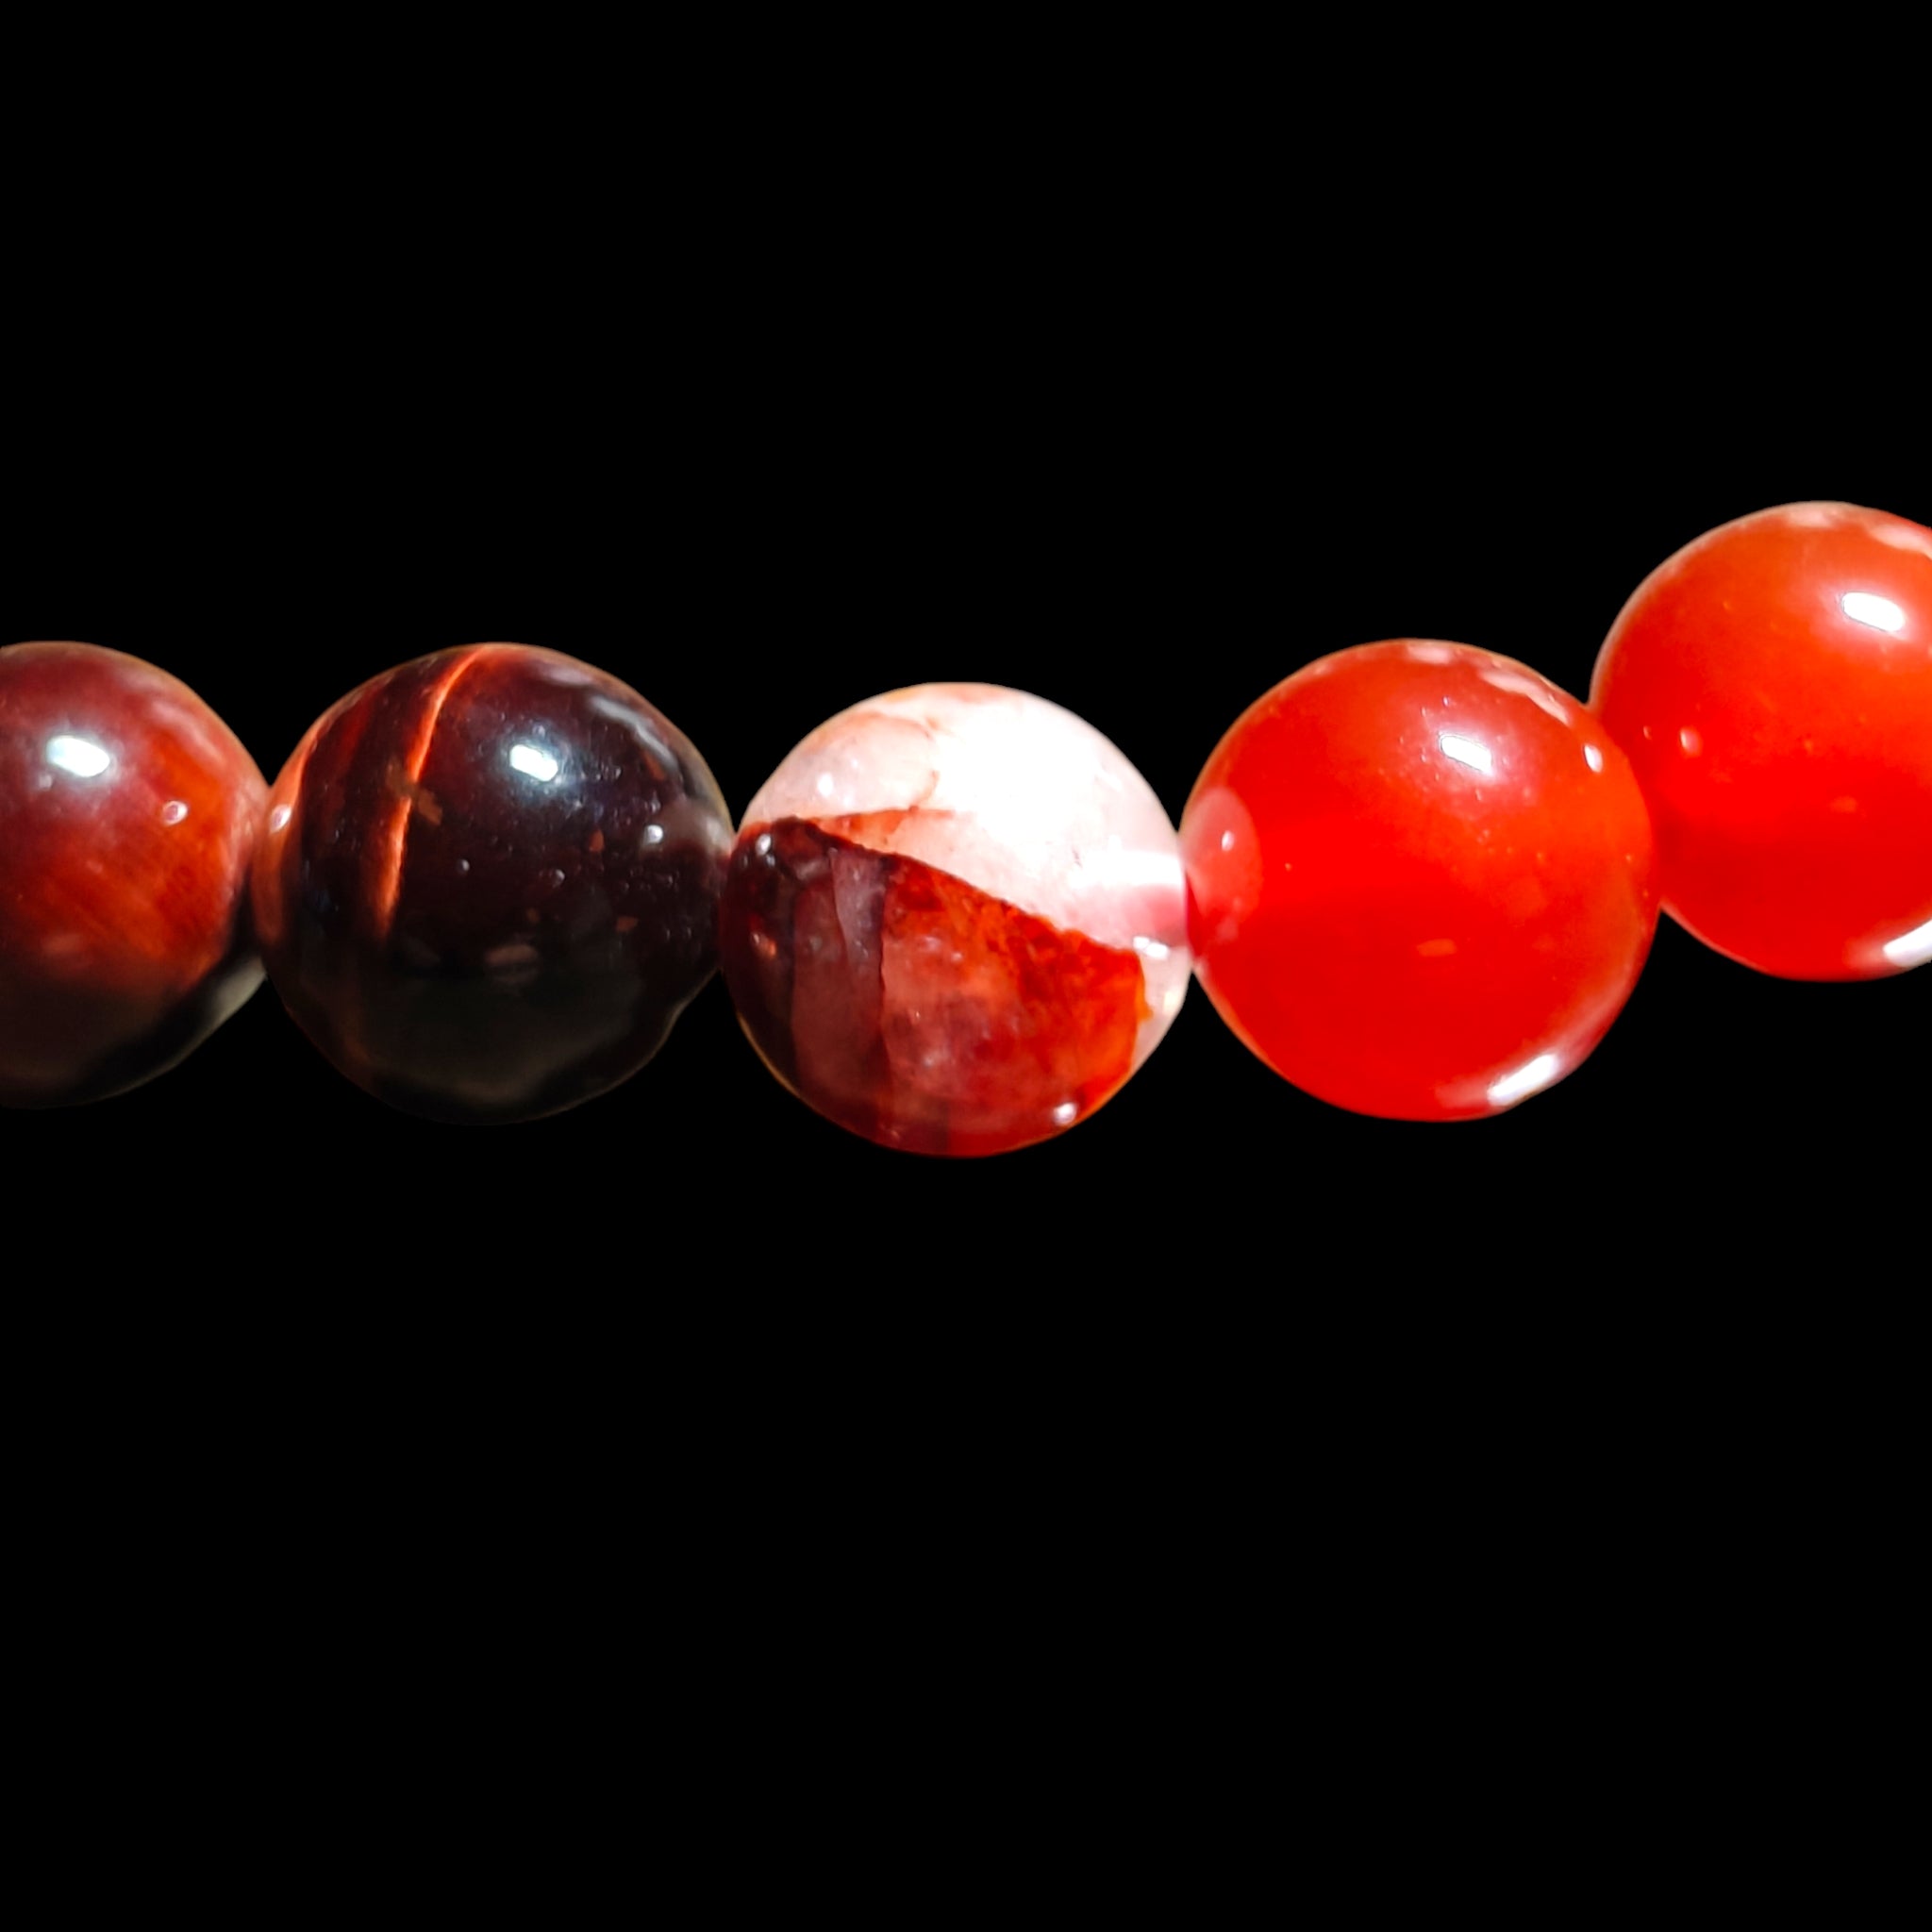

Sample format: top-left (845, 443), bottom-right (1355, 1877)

top-left (5, 502), bottom-right (1928, 1149)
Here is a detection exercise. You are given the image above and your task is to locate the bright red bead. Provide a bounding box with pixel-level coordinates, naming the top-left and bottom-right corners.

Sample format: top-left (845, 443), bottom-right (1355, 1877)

top-left (1591, 502), bottom-right (1932, 979)
top-left (1181, 641), bottom-right (1657, 1121)
top-left (1, 641), bottom-right (266, 1107)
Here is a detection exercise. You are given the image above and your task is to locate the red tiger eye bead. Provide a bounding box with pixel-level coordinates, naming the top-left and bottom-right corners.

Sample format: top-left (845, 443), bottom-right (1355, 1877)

top-left (1591, 502), bottom-right (1932, 979)
top-left (1, 641), bottom-right (266, 1108)
top-left (252, 643), bottom-right (732, 1123)
top-left (1181, 641), bottom-right (1657, 1121)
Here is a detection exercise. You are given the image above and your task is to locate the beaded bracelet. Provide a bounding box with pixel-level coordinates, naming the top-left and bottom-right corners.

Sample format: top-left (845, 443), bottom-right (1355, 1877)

top-left (4, 502), bottom-right (1927, 1150)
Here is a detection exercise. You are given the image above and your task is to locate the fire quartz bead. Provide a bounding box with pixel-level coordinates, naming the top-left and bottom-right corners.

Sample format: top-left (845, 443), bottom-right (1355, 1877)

top-left (718, 683), bottom-right (1191, 1156)
top-left (1590, 502), bottom-right (1932, 979)
top-left (1182, 641), bottom-right (1657, 1122)
top-left (252, 643), bottom-right (732, 1124)
top-left (0, 641), bottom-right (267, 1107)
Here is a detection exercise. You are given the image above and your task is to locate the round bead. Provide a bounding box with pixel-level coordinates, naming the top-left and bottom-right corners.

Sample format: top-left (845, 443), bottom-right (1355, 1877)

top-left (1181, 641), bottom-right (1657, 1121)
top-left (1591, 502), bottom-right (1932, 979)
top-left (253, 643), bottom-right (732, 1123)
top-left (1, 641), bottom-right (266, 1107)
top-left (718, 683), bottom-right (1191, 1156)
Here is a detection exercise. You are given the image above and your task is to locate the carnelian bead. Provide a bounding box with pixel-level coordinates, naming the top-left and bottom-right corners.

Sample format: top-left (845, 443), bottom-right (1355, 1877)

top-left (1181, 641), bottom-right (1657, 1121)
top-left (1591, 502), bottom-right (1932, 979)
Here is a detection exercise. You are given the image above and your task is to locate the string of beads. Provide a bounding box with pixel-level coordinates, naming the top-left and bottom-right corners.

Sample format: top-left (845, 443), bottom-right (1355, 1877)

top-left (4, 502), bottom-right (1928, 1146)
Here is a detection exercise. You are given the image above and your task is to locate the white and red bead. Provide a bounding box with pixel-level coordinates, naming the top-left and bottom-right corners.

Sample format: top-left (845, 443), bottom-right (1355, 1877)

top-left (718, 683), bottom-right (1191, 1155)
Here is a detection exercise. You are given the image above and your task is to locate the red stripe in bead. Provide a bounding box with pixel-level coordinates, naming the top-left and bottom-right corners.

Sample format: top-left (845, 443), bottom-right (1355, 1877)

top-left (369, 646), bottom-right (485, 943)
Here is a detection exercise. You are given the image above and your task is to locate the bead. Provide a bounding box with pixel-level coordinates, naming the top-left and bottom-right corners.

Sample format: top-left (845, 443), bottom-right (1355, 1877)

top-left (1591, 502), bottom-right (1932, 979)
top-left (253, 643), bottom-right (732, 1123)
top-left (1181, 641), bottom-right (1657, 1121)
top-left (718, 683), bottom-right (1191, 1156)
top-left (0, 641), bottom-right (266, 1108)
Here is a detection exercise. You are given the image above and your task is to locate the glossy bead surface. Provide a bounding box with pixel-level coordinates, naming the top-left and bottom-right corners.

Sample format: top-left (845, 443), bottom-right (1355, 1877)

top-left (1, 641), bottom-right (266, 1107)
top-left (1591, 502), bottom-right (1932, 979)
top-left (253, 643), bottom-right (731, 1123)
top-left (1182, 641), bottom-right (1657, 1121)
top-left (719, 684), bottom-right (1190, 1156)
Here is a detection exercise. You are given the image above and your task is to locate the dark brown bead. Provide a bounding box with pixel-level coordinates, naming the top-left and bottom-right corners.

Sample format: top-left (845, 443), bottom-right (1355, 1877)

top-left (252, 643), bottom-right (732, 1123)
top-left (1, 641), bottom-right (266, 1108)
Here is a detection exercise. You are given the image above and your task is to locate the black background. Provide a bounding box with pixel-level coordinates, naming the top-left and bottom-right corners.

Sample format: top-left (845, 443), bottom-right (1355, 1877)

top-left (4, 43), bottom-right (1926, 1809)
top-left (4, 70), bottom-right (1924, 1458)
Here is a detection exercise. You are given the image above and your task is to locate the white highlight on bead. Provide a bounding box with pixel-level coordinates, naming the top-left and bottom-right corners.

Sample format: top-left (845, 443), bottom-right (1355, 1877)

top-left (46, 735), bottom-right (110, 777)
top-left (1867, 518), bottom-right (1932, 558)
top-left (1840, 591), bottom-right (1907, 634)
top-left (1584, 743), bottom-right (1605, 774)
top-left (1487, 1052), bottom-right (1561, 1107)
top-left (160, 800), bottom-right (189, 824)
top-left (1439, 732), bottom-right (1492, 775)
top-left (509, 743), bottom-right (559, 782)
top-left (1479, 666), bottom-right (1572, 722)
top-left (1882, 918), bottom-right (1932, 970)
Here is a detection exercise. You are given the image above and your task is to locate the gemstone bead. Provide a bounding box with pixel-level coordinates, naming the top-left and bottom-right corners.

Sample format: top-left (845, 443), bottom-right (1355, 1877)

top-left (1182, 641), bottom-right (1657, 1120)
top-left (1591, 502), bottom-right (1932, 978)
top-left (718, 683), bottom-right (1191, 1156)
top-left (1, 640), bottom-right (266, 1107)
top-left (253, 643), bottom-right (732, 1123)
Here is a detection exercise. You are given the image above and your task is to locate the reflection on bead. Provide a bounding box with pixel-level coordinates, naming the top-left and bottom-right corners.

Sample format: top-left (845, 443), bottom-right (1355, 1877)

top-left (1182, 641), bottom-right (1657, 1121)
top-left (719, 683), bottom-right (1191, 1155)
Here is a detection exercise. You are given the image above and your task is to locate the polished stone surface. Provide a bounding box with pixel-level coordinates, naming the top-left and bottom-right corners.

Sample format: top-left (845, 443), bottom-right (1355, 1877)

top-left (1591, 502), bottom-right (1932, 979)
top-left (1182, 641), bottom-right (1657, 1121)
top-left (1, 641), bottom-right (266, 1107)
top-left (719, 684), bottom-right (1190, 1155)
top-left (253, 643), bottom-right (732, 1122)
